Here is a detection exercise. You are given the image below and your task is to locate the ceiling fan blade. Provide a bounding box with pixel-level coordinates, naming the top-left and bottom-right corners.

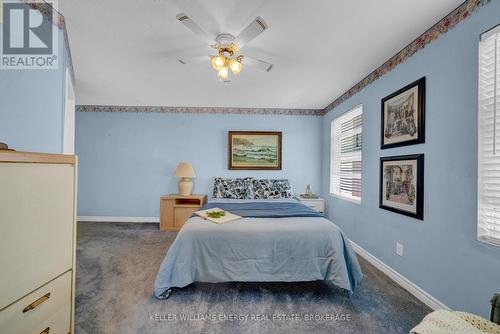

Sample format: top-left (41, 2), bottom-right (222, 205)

top-left (242, 56), bottom-right (273, 72)
top-left (176, 13), bottom-right (215, 45)
top-left (235, 17), bottom-right (268, 49)
top-left (178, 55), bottom-right (210, 65)
top-left (163, 45), bottom-right (215, 60)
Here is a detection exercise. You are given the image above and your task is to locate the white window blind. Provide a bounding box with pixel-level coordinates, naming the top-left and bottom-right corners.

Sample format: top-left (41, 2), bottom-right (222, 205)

top-left (478, 26), bottom-right (500, 247)
top-left (330, 105), bottom-right (363, 203)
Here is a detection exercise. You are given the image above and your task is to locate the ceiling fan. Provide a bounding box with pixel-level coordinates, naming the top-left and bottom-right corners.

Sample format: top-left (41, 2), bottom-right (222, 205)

top-left (176, 13), bottom-right (273, 82)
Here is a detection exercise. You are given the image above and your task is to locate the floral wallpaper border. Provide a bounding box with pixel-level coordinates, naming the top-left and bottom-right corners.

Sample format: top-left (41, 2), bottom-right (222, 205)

top-left (22, 0), bottom-right (65, 29)
top-left (76, 105), bottom-right (323, 116)
top-left (322, 0), bottom-right (490, 114)
top-left (22, 0), bottom-right (75, 82)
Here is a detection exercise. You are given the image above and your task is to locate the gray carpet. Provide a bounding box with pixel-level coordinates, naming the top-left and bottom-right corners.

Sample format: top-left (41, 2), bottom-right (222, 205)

top-left (75, 223), bottom-right (431, 334)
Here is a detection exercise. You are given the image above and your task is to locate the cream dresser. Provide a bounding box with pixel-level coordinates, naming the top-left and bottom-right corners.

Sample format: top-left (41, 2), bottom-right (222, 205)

top-left (0, 151), bottom-right (77, 334)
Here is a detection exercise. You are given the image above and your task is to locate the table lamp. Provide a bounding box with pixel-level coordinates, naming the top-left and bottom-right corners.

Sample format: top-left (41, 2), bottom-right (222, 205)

top-left (174, 162), bottom-right (196, 196)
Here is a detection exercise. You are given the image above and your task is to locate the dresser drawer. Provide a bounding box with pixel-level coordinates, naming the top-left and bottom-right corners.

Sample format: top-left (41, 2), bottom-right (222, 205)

top-left (0, 164), bottom-right (75, 309)
top-left (0, 271), bottom-right (72, 334)
top-left (174, 207), bottom-right (198, 228)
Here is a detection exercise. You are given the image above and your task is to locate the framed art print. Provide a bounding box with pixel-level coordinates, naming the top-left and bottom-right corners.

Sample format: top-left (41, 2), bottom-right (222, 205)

top-left (228, 131), bottom-right (282, 170)
top-left (379, 154), bottom-right (424, 220)
top-left (381, 77), bottom-right (425, 149)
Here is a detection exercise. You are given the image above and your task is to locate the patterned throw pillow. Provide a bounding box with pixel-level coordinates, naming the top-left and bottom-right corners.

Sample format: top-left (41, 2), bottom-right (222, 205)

top-left (213, 177), bottom-right (254, 199)
top-left (253, 179), bottom-right (294, 199)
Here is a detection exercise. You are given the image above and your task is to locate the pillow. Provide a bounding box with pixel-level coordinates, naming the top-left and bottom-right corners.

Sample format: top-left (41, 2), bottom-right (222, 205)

top-left (253, 179), bottom-right (294, 199)
top-left (213, 177), bottom-right (254, 199)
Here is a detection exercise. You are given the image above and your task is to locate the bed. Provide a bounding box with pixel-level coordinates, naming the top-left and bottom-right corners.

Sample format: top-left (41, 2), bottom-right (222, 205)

top-left (154, 198), bottom-right (363, 299)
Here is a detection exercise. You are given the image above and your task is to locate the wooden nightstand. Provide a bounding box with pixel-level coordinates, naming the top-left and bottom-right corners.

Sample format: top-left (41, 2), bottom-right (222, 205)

top-left (296, 196), bottom-right (325, 213)
top-left (160, 194), bottom-right (207, 230)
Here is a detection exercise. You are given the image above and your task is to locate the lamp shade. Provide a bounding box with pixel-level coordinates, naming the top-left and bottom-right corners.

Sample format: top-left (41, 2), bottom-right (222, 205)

top-left (174, 162), bottom-right (196, 178)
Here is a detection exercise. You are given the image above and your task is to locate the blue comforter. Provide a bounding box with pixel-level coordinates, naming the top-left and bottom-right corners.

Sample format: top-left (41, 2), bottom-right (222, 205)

top-left (154, 200), bottom-right (362, 298)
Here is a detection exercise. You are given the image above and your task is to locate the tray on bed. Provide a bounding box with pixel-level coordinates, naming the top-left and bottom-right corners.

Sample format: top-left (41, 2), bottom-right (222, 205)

top-left (194, 207), bottom-right (242, 224)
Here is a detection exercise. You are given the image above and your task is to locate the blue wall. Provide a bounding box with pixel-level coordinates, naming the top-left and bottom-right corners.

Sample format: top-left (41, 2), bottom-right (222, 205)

top-left (76, 111), bottom-right (322, 217)
top-left (321, 2), bottom-right (500, 317)
top-left (0, 1), bottom-right (72, 153)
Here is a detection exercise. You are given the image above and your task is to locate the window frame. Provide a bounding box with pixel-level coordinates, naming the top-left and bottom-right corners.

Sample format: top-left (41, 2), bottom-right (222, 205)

top-left (478, 24), bottom-right (500, 247)
top-left (330, 104), bottom-right (363, 204)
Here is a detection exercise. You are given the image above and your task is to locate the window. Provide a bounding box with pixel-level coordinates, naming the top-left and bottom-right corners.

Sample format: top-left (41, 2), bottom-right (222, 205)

top-left (478, 25), bottom-right (500, 246)
top-left (330, 105), bottom-right (363, 203)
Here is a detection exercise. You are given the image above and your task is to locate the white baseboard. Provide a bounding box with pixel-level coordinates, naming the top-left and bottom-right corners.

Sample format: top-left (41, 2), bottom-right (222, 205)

top-left (77, 216), bottom-right (159, 223)
top-left (349, 239), bottom-right (449, 311)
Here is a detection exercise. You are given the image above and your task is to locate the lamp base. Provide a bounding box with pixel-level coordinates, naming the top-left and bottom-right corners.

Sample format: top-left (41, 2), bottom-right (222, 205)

top-left (178, 178), bottom-right (193, 196)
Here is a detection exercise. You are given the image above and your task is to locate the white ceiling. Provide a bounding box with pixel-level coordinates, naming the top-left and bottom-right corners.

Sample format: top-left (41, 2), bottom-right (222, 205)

top-left (60, 0), bottom-right (462, 109)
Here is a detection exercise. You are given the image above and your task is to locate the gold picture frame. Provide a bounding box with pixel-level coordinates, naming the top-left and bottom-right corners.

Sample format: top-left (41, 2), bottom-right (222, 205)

top-left (228, 131), bottom-right (282, 170)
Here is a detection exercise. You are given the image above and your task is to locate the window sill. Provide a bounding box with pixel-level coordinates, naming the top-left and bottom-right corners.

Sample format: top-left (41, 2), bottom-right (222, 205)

top-left (330, 193), bottom-right (361, 205)
top-left (478, 235), bottom-right (500, 248)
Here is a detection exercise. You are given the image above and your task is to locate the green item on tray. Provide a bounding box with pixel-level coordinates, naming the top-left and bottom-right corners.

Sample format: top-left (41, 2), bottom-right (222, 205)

top-left (207, 210), bottom-right (226, 219)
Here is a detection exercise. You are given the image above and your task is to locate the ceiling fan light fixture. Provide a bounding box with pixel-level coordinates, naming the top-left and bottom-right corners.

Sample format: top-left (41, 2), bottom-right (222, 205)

top-left (218, 66), bottom-right (229, 80)
top-left (211, 55), bottom-right (226, 71)
top-left (229, 58), bottom-right (243, 75)
top-left (175, 12), bottom-right (272, 81)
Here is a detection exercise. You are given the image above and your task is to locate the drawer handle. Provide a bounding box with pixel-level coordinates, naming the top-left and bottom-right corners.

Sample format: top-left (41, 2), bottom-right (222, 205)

top-left (22, 293), bottom-right (50, 313)
top-left (40, 327), bottom-right (50, 334)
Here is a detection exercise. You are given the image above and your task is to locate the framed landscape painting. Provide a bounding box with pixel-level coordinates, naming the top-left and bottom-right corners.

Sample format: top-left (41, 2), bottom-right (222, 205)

top-left (379, 154), bottom-right (424, 220)
top-left (381, 77), bottom-right (425, 149)
top-left (228, 131), bottom-right (282, 170)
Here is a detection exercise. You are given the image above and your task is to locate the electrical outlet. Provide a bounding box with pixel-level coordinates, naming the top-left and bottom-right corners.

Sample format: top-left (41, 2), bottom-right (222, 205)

top-left (396, 242), bottom-right (404, 257)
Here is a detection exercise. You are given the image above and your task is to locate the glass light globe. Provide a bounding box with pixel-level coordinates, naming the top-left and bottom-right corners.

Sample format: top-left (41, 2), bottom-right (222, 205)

top-left (229, 59), bottom-right (243, 75)
top-left (218, 66), bottom-right (229, 79)
top-left (211, 55), bottom-right (226, 71)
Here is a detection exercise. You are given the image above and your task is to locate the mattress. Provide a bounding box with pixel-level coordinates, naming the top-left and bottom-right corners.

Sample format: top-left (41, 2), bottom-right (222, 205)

top-left (154, 199), bottom-right (362, 298)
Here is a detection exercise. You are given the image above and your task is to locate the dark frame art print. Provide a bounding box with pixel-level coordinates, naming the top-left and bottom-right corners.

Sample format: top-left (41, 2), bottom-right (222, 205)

top-left (381, 77), bottom-right (425, 149)
top-left (379, 154), bottom-right (424, 220)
